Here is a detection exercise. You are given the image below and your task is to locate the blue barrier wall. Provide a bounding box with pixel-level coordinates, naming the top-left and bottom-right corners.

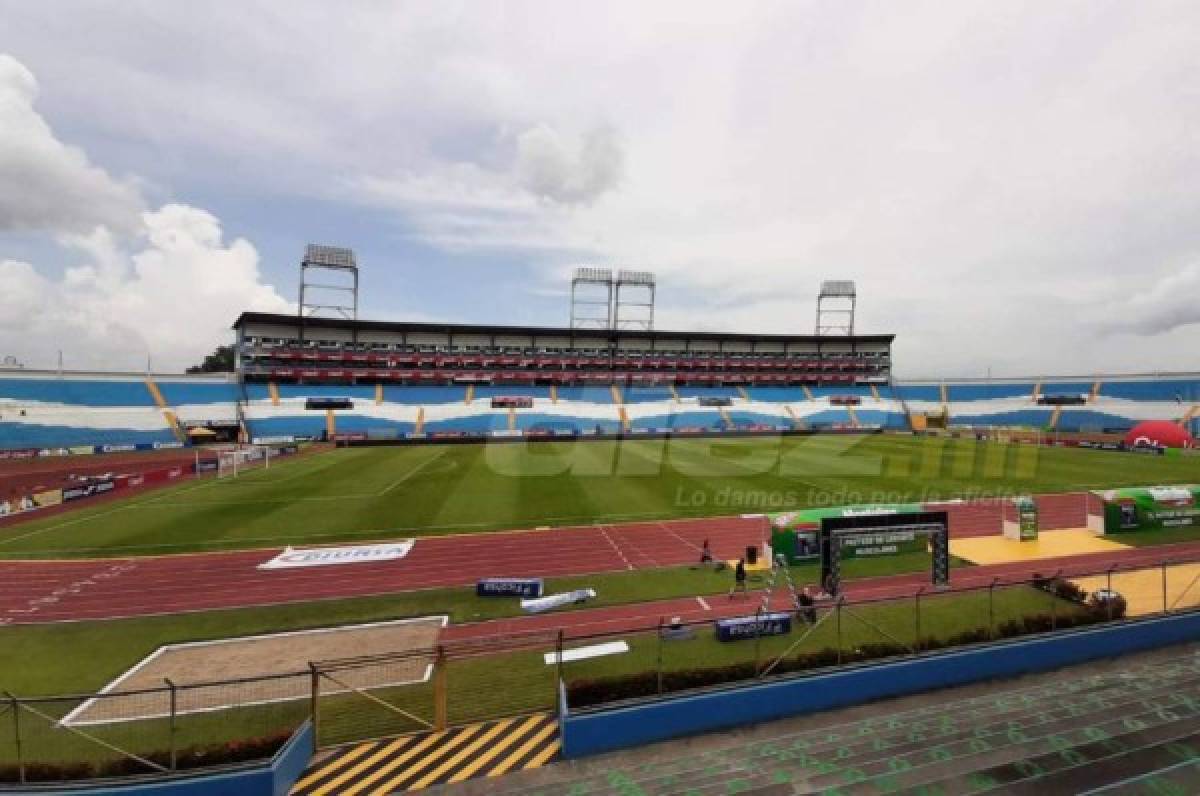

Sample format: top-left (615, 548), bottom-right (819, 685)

top-left (562, 612), bottom-right (1200, 758)
top-left (7, 722), bottom-right (312, 796)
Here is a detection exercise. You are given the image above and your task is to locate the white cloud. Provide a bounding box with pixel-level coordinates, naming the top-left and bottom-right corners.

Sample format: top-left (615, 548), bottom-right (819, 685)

top-left (1, 204), bottom-right (291, 372)
top-left (0, 54), bottom-right (143, 234)
top-left (3, 4), bottom-right (1200, 376)
top-left (0, 53), bottom-right (290, 371)
top-left (1095, 263), bottom-right (1200, 337)
top-left (516, 124), bottom-right (623, 206)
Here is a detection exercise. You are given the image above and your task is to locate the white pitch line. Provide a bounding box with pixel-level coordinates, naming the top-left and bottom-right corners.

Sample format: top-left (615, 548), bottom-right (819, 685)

top-left (598, 526), bottom-right (634, 571)
top-left (377, 449), bottom-right (448, 495)
top-left (696, 596), bottom-right (711, 611)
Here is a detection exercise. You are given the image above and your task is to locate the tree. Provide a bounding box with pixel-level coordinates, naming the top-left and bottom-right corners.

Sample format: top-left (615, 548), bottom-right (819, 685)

top-left (187, 344), bottom-right (235, 373)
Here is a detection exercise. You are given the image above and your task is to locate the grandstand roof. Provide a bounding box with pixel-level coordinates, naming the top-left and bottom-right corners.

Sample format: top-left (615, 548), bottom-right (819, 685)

top-left (232, 312), bottom-right (895, 345)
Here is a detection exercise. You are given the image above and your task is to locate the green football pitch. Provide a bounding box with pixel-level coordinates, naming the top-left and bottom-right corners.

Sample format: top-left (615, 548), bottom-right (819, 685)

top-left (1, 435), bottom-right (1196, 558)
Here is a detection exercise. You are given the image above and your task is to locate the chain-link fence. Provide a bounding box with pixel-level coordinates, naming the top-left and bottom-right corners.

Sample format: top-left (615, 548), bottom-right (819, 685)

top-left (0, 672), bottom-right (308, 785)
top-left (5, 555), bottom-right (1200, 786)
top-left (563, 556), bottom-right (1200, 713)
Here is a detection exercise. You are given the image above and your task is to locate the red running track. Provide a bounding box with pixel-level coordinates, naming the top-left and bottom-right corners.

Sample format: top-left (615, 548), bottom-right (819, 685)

top-left (0, 491), bottom-right (1097, 627)
top-left (444, 538), bottom-right (1200, 644)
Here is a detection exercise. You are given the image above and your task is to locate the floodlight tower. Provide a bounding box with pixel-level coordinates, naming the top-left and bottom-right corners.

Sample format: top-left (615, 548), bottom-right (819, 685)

top-left (613, 270), bottom-right (656, 331)
top-left (815, 280), bottom-right (856, 336)
top-left (570, 267), bottom-right (615, 329)
top-left (299, 244), bottom-right (359, 321)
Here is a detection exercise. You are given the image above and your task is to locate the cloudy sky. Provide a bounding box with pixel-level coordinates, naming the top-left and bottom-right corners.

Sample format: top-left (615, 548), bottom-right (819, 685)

top-left (0, 1), bottom-right (1197, 376)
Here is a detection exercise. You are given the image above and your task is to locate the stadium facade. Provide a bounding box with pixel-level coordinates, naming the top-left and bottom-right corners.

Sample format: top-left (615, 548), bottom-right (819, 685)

top-left (0, 310), bottom-right (1196, 449)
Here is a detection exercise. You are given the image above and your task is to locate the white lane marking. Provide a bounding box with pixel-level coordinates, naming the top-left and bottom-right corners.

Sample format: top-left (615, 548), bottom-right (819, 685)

top-left (696, 596), bottom-right (711, 611)
top-left (598, 526), bottom-right (634, 570)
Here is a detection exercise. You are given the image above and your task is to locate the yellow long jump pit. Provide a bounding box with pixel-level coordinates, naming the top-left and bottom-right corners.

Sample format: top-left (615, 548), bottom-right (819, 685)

top-left (62, 616), bottom-right (447, 726)
top-left (1073, 563), bottom-right (1200, 617)
top-left (948, 528), bottom-right (1129, 566)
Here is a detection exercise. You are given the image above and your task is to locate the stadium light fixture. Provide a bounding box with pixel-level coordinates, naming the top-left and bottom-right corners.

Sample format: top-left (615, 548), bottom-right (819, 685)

top-left (299, 244), bottom-right (359, 328)
top-left (816, 279), bottom-right (857, 336)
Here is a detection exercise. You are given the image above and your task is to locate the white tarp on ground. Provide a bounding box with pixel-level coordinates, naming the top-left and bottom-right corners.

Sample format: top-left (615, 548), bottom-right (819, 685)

top-left (258, 540), bottom-right (415, 570)
top-left (544, 641), bottom-right (629, 665)
top-left (521, 588), bottom-right (597, 614)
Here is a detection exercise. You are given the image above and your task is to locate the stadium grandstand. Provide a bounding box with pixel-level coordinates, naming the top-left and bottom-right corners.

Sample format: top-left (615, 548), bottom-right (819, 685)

top-left (3, 359), bottom-right (1198, 451)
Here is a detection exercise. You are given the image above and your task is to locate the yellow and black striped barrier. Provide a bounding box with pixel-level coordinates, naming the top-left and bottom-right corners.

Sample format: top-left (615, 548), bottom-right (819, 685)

top-left (291, 712), bottom-right (560, 795)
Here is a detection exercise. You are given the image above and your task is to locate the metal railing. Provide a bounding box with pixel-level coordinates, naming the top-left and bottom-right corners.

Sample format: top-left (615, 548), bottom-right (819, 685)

top-left (3, 554), bottom-right (1200, 785)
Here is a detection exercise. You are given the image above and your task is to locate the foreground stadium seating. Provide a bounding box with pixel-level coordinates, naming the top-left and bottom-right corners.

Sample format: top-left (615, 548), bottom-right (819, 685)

top-left (490, 647), bottom-right (1200, 795)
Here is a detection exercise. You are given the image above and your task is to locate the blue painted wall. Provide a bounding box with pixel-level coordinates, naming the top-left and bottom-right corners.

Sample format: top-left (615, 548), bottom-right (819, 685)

top-left (7, 723), bottom-right (312, 796)
top-left (561, 612), bottom-right (1200, 758)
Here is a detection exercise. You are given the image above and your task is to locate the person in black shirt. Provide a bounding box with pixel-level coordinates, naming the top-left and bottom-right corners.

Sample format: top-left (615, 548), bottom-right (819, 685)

top-left (796, 586), bottom-right (816, 624)
top-left (728, 558), bottom-right (748, 598)
top-left (699, 538), bottom-right (713, 566)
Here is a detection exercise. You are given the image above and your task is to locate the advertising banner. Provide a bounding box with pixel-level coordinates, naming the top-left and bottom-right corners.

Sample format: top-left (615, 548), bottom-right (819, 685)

top-left (258, 540), bottom-right (415, 570)
top-left (1096, 485), bottom-right (1200, 533)
top-left (769, 503), bottom-right (925, 563)
top-left (0, 448), bottom-right (39, 460)
top-left (61, 480), bottom-right (115, 502)
top-left (715, 612), bottom-right (793, 642)
top-left (476, 578), bottom-right (544, 598)
top-left (1017, 497), bottom-right (1039, 540)
top-left (838, 529), bottom-right (924, 558)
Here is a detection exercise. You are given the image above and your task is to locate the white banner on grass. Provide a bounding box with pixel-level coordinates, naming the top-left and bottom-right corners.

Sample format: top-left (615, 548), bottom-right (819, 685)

top-left (258, 540), bottom-right (415, 570)
top-left (520, 588), bottom-right (597, 614)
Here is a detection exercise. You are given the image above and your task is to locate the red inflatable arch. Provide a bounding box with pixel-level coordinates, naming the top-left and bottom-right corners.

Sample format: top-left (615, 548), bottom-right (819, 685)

top-left (1124, 420), bottom-right (1194, 449)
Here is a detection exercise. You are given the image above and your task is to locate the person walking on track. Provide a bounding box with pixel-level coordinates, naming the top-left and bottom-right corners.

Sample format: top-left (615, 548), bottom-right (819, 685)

top-left (728, 557), bottom-right (748, 598)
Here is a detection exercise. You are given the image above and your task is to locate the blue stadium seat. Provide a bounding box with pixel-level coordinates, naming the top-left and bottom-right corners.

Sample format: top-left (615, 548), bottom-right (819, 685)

top-left (676, 386), bottom-right (740, 399)
top-left (1100, 380), bottom-right (1200, 401)
top-left (891, 384), bottom-right (943, 402)
top-left (623, 387), bottom-right (675, 404)
top-left (0, 377), bottom-right (156, 407)
top-left (276, 385), bottom-right (378, 400)
top-left (0, 423), bottom-right (177, 448)
top-left (809, 385), bottom-right (874, 399)
top-left (725, 410), bottom-right (790, 427)
top-left (948, 383), bottom-right (1035, 401)
top-left (746, 387), bottom-right (809, 402)
top-left (555, 387), bottom-right (618, 403)
top-left (157, 381), bottom-right (240, 405)
top-left (383, 386), bottom-right (467, 404)
top-left (474, 385), bottom-right (552, 400)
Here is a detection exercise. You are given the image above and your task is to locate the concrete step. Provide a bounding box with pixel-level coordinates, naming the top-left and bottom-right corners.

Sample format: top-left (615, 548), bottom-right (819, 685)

top-left (967, 726), bottom-right (1200, 794)
top-left (1079, 757), bottom-right (1200, 796)
top-left (805, 672), bottom-right (1200, 790)
top-left (863, 697), bottom-right (1200, 795)
top-left (592, 661), bottom-right (1200, 794)
top-left (481, 652), bottom-right (1200, 796)
top-left (534, 678), bottom-right (1200, 796)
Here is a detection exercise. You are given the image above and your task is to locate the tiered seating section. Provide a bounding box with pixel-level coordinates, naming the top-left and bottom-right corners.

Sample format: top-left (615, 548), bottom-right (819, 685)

top-left (239, 381), bottom-right (910, 441)
top-left (3, 372), bottom-right (1198, 448)
top-left (489, 647), bottom-right (1200, 795)
top-left (0, 375), bottom-right (237, 449)
top-left (239, 340), bottom-right (890, 387)
top-left (898, 376), bottom-right (1200, 434)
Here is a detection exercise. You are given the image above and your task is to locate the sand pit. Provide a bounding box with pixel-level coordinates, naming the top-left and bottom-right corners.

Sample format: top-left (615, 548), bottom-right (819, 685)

top-left (62, 616), bottom-right (446, 725)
